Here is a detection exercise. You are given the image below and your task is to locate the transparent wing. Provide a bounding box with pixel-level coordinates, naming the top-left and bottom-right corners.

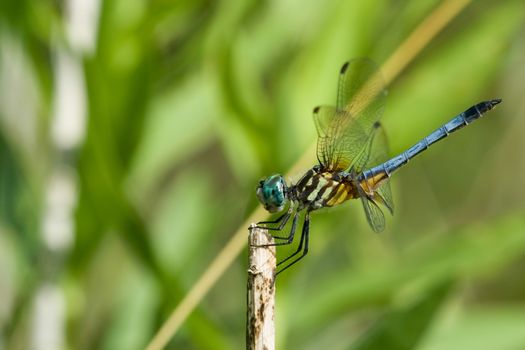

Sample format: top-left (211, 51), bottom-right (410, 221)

top-left (357, 185), bottom-right (385, 233)
top-left (313, 59), bottom-right (387, 171)
top-left (376, 182), bottom-right (394, 215)
top-left (313, 106), bottom-right (368, 170)
top-left (353, 122), bottom-right (394, 214)
top-left (337, 58), bottom-right (387, 134)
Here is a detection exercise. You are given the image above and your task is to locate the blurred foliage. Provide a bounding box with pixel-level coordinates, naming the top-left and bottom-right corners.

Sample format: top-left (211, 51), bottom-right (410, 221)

top-left (1, 0), bottom-right (525, 349)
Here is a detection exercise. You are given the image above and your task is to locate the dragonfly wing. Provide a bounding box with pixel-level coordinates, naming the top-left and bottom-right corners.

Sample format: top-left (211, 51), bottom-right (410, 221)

top-left (357, 185), bottom-right (385, 233)
top-left (313, 105), bottom-right (337, 167)
top-left (376, 183), bottom-right (394, 215)
top-left (368, 123), bottom-right (394, 214)
top-left (313, 59), bottom-right (387, 171)
top-left (354, 122), bottom-right (394, 214)
top-left (313, 106), bottom-right (368, 171)
top-left (337, 58), bottom-right (387, 136)
top-left (352, 122), bottom-right (379, 172)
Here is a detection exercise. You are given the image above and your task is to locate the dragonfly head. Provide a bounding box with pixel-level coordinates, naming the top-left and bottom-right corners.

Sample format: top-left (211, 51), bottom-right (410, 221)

top-left (256, 174), bottom-right (288, 213)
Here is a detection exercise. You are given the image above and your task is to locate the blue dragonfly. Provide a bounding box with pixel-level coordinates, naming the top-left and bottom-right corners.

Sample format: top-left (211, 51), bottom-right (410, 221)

top-left (255, 58), bottom-right (501, 274)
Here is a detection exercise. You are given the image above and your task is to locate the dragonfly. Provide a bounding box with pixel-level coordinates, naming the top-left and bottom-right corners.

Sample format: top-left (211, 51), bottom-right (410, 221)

top-left (254, 58), bottom-right (501, 275)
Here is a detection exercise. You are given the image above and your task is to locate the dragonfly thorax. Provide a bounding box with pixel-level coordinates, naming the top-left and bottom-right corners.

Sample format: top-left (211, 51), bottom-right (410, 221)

top-left (293, 167), bottom-right (359, 211)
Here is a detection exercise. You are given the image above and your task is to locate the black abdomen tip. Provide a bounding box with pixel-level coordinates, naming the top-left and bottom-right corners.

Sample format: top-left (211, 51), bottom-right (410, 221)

top-left (490, 98), bottom-right (502, 107)
top-left (473, 99), bottom-right (502, 115)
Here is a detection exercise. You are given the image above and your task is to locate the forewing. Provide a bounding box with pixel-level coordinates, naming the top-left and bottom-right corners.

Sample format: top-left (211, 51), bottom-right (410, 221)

top-left (337, 58), bottom-right (387, 136)
top-left (313, 106), bottom-right (368, 171)
top-left (313, 59), bottom-right (387, 172)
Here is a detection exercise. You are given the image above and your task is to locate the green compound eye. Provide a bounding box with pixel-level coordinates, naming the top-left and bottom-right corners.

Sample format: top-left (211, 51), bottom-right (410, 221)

top-left (256, 174), bottom-right (287, 213)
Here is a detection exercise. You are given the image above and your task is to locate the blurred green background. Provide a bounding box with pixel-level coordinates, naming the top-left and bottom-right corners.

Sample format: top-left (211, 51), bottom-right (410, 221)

top-left (1, 0), bottom-right (525, 349)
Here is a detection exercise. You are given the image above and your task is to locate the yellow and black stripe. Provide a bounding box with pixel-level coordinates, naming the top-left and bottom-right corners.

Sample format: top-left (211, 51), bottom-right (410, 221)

top-left (295, 169), bottom-right (357, 209)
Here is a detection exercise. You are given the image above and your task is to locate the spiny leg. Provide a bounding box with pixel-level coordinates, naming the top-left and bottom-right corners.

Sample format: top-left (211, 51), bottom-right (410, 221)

top-left (276, 211), bottom-right (310, 275)
top-left (254, 212), bottom-right (298, 247)
top-left (256, 211), bottom-right (288, 226)
top-left (276, 223), bottom-right (306, 267)
top-left (255, 206), bottom-right (293, 232)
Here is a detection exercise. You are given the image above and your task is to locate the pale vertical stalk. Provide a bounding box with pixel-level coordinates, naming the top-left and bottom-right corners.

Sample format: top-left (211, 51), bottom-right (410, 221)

top-left (246, 226), bottom-right (276, 350)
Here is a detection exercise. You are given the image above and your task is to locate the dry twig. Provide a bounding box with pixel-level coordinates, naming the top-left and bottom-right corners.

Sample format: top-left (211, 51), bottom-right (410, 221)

top-left (246, 225), bottom-right (276, 350)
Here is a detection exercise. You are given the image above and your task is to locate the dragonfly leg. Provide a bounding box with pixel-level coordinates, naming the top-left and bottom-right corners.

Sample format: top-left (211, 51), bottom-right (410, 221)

top-left (255, 207), bottom-right (292, 231)
top-left (253, 213), bottom-right (298, 247)
top-left (276, 211), bottom-right (310, 275)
